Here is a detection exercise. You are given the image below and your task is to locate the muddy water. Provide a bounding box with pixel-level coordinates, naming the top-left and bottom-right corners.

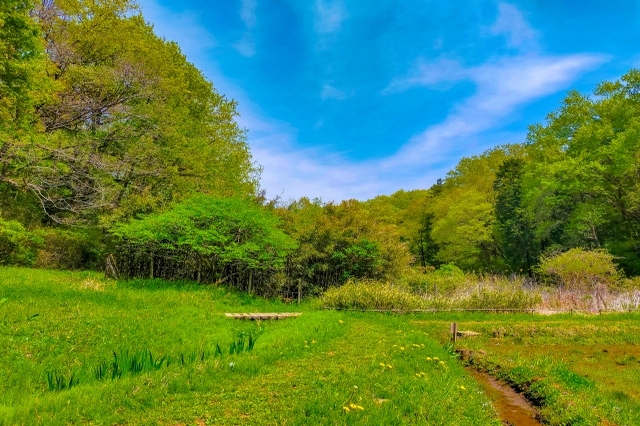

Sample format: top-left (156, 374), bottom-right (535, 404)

top-left (469, 369), bottom-right (542, 426)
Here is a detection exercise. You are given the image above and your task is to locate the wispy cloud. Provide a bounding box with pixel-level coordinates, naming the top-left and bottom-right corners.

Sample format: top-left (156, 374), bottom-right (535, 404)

top-left (321, 84), bottom-right (351, 100)
top-left (251, 53), bottom-right (606, 201)
top-left (382, 58), bottom-right (467, 94)
top-left (315, 0), bottom-right (347, 34)
top-left (233, 0), bottom-right (257, 57)
top-left (491, 3), bottom-right (538, 49)
top-left (239, 0), bottom-right (257, 28)
top-left (233, 32), bottom-right (256, 57)
top-left (382, 54), bottom-right (607, 169)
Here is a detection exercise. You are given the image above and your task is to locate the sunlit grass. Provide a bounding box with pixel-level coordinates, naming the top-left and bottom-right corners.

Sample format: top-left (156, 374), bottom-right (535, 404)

top-left (0, 267), bottom-right (498, 425)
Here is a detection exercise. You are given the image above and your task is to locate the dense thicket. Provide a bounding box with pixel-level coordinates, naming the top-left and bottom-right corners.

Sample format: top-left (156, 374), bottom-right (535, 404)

top-left (113, 196), bottom-right (296, 293)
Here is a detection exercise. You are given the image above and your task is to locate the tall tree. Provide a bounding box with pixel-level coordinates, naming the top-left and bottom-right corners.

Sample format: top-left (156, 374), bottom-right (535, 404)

top-left (1, 0), bottom-right (258, 225)
top-left (494, 157), bottom-right (536, 275)
top-left (524, 69), bottom-right (640, 274)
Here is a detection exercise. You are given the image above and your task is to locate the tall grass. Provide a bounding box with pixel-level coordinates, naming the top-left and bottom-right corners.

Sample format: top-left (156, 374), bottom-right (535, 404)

top-left (46, 331), bottom-right (261, 392)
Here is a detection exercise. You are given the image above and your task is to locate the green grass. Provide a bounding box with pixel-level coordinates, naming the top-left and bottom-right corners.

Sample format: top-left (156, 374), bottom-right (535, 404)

top-left (0, 267), bottom-right (499, 425)
top-left (408, 313), bottom-right (640, 425)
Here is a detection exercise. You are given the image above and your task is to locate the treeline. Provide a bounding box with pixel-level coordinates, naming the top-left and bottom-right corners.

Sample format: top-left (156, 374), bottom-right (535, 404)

top-left (1, 0), bottom-right (639, 296)
top-left (407, 71), bottom-right (640, 276)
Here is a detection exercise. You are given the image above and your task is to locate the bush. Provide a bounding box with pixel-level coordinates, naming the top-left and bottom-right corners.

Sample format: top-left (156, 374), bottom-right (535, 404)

top-left (538, 248), bottom-right (623, 290)
top-left (421, 263), bottom-right (469, 294)
top-left (34, 228), bottom-right (104, 270)
top-left (321, 279), bottom-right (428, 310)
top-left (113, 195), bottom-right (296, 290)
top-left (0, 219), bottom-right (42, 266)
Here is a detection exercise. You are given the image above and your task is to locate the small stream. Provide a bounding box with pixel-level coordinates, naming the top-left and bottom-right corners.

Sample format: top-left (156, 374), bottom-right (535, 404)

top-left (468, 369), bottom-right (542, 426)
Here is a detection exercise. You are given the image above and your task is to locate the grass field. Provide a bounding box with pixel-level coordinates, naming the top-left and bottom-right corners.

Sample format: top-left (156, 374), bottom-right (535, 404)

top-left (412, 313), bottom-right (640, 425)
top-left (0, 267), bottom-right (498, 425)
top-left (2, 267), bottom-right (639, 425)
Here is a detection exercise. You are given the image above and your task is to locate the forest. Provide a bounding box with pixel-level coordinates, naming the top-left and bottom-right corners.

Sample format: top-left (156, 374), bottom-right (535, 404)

top-left (2, 0), bottom-right (640, 304)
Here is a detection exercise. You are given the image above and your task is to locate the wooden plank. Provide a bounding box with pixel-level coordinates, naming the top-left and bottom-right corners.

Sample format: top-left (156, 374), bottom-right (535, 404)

top-left (224, 312), bottom-right (302, 320)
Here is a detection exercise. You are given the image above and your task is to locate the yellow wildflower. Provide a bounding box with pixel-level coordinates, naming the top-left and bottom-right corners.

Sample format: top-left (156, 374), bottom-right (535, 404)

top-left (460, 385), bottom-right (466, 390)
top-left (379, 363), bottom-right (386, 367)
top-left (426, 357), bottom-right (432, 361)
top-left (339, 320), bottom-right (344, 324)
top-left (400, 347), bottom-right (405, 351)
top-left (342, 406), bottom-right (350, 412)
top-left (387, 364), bottom-right (393, 369)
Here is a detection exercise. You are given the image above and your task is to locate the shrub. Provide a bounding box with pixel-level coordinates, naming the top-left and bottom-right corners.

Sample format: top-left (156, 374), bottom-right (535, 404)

top-left (35, 228), bottom-right (104, 270)
top-left (113, 195), bottom-right (296, 291)
top-left (538, 248), bottom-right (623, 290)
top-left (0, 219), bottom-right (42, 266)
top-left (321, 279), bottom-right (428, 310)
top-left (421, 263), bottom-right (469, 294)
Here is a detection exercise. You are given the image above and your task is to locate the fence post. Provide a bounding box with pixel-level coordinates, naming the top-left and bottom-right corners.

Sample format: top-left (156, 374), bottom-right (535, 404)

top-left (450, 322), bottom-right (458, 344)
top-left (298, 282), bottom-right (302, 304)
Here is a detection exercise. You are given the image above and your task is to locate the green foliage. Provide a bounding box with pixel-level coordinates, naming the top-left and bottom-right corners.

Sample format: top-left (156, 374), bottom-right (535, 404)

top-left (34, 227), bottom-right (104, 270)
top-left (494, 158), bottom-right (537, 274)
top-left (321, 279), bottom-right (428, 310)
top-left (364, 190), bottom-right (439, 267)
top-left (113, 195), bottom-right (296, 291)
top-left (2, 0), bottom-right (258, 225)
top-left (0, 218), bottom-right (41, 265)
top-left (0, 0), bottom-right (51, 133)
top-left (279, 198), bottom-right (412, 293)
top-left (428, 145), bottom-right (525, 271)
top-left (524, 69), bottom-right (640, 275)
top-left (537, 248), bottom-right (623, 290)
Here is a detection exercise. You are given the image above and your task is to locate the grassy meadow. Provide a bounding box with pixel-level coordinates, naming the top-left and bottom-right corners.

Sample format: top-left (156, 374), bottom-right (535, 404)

top-left (2, 267), bottom-right (640, 425)
top-left (0, 267), bottom-right (498, 425)
top-left (413, 314), bottom-right (640, 425)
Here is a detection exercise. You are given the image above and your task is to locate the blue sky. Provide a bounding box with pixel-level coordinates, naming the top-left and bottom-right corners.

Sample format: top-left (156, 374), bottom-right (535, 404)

top-left (137, 0), bottom-right (640, 202)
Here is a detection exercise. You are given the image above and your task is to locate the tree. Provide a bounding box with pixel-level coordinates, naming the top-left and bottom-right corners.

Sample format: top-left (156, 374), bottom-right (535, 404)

top-left (524, 69), bottom-right (640, 274)
top-left (1, 0), bottom-right (258, 225)
top-left (428, 145), bottom-right (525, 271)
top-left (113, 195), bottom-right (296, 290)
top-left (494, 157), bottom-right (537, 275)
top-left (278, 198), bottom-right (411, 293)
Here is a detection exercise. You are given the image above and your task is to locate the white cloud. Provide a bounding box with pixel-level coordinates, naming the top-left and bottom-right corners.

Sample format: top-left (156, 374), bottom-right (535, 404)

top-left (382, 54), bottom-right (607, 169)
top-left (239, 0), bottom-right (257, 28)
top-left (321, 84), bottom-right (351, 100)
top-left (315, 0), bottom-right (346, 34)
top-left (233, 0), bottom-right (258, 57)
top-left (233, 32), bottom-right (256, 57)
top-left (382, 58), bottom-right (466, 94)
top-left (491, 3), bottom-right (538, 49)
top-left (248, 53), bottom-right (605, 202)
